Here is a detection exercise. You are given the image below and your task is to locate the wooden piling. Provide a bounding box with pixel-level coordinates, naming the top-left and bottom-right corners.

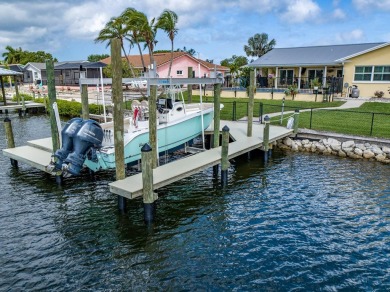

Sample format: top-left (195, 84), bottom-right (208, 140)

top-left (4, 117), bottom-right (18, 167)
top-left (213, 83), bottom-right (221, 175)
top-left (149, 85), bottom-right (158, 168)
top-left (293, 109), bottom-right (300, 135)
top-left (0, 76), bottom-right (6, 106)
top-left (81, 84), bottom-right (89, 120)
top-left (247, 70), bottom-right (254, 137)
top-left (141, 143), bottom-right (158, 223)
top-left (187, 67), bottom-right (193, 103)
top-left (221, 125), bottom-right (230, 187)
top-left (46, 59), bottom-right (60, 154)
top-left (111, 38), bottom-right (126, 211)
top-left (263, 115), bottom-right (270, 162)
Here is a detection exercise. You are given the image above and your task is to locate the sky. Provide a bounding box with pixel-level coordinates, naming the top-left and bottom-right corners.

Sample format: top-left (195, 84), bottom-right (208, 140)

top-left (0, 0), bottom-right (389, 64)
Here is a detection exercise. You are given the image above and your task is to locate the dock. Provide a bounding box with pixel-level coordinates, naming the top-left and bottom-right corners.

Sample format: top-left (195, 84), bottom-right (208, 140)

top-left (2, 121), bottom-right (292, 183)
top-left (109, 121), bottom-right (293, 199)
top-left (0, 102), bottom-right (46, 113)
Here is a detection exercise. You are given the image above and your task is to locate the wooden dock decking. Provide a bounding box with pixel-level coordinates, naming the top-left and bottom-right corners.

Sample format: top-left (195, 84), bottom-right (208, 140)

top-left (109, 121), bottom-right (293, 199)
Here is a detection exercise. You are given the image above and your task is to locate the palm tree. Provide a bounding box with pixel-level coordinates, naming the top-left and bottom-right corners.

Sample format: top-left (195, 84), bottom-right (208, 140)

top-left (2, 46), bottom-right (23, 64)
top-left (121, 7), bottom-right (147, 73)
top-left (156, 9), bottom-right (178, 77)
top-left (126, 11), bottom-right (158, 76)
top-left (95, 17), bottom-right (136, 77)
top-left (244, 33), bottom-right (276, 58)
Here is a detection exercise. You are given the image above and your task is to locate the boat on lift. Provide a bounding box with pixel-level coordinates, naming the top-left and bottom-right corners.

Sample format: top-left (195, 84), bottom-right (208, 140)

top-left (49, 89), bottom-right (220, 176)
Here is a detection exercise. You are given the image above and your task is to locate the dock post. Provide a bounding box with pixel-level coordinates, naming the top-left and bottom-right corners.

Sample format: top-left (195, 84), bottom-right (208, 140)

top-left (81, 84), bottom-right (89, 120)
top-left (263, 115), bottom-right (270, 162)
top-left (187, 67), bottom-right (193, 103)
top-left (142, 144), bottom-right (158, 224)
top-left (293, 109), bottom-right (300, 136)
top-left (4, 117), bottom-right (18, 167)
top-left (111, 37), bottom-right (127, 212)
top-left (149, 85), bottom-right (158, 168)
top-left (0, 76), bottom-right (6, 106)
top-left (213, 83), bottom-right (221, 176)
top-left (221, 125), bottom-right (230, 187)
top-left (247, 70), bottom-right (254, 137)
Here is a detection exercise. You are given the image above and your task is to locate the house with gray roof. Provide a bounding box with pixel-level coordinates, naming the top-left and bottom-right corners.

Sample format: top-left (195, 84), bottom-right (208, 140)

top-left (248, 42), bottom-right (390, 98)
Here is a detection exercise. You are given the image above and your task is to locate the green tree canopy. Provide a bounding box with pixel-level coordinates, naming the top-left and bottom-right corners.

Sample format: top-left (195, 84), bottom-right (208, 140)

top-left (88, 54), bottom-right (110, 62)
top-left (220, 55), bottom-right (248, 75)
top-left (103, 59), bottom-right (139, 78)
top-left (244, 33), bottom-right (276, 58)
top-left (1, 46), bottom-right (57, 64)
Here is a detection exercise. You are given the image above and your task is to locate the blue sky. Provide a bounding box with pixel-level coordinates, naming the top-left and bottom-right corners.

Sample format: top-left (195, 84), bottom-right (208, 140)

top-left (0, 0), bottom-right (389, 64)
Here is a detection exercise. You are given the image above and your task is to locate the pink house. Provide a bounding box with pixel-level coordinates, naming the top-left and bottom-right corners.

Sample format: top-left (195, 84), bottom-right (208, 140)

top-left (101, 52), bottom-right (229, 78)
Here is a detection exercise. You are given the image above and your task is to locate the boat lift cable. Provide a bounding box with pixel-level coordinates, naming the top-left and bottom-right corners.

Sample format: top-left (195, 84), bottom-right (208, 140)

top-left (198, 62), bottom-right (205, 150)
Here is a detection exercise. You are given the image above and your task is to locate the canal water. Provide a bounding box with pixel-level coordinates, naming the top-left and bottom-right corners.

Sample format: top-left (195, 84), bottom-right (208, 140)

top-left (1, 114), bottom-right (389, 291)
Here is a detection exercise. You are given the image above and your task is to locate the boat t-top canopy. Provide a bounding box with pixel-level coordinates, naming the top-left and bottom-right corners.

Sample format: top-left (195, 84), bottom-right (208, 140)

top-left (0, 68), bottom-right (23, 105)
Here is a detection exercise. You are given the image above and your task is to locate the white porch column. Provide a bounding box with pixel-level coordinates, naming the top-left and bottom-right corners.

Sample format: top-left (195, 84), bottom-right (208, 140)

top-left (275, 67), bottom-right (278, 89)
top-left (323, 66), bottom-right (327, 87)
top-left (298, 67), bottom-right (302, 90)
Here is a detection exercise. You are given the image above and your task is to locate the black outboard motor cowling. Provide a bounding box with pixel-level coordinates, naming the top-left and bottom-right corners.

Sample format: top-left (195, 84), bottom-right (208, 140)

top-left (53, 118), bottom-right (83, 170)
top-left (64, 120), bottom-right (103, 176)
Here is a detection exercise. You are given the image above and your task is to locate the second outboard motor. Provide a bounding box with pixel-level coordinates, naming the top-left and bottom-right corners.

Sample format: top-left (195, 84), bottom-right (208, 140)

top-left (53, 117), bottom-right (83, 170)
top-left (64, 120), bottom-right (104, 176)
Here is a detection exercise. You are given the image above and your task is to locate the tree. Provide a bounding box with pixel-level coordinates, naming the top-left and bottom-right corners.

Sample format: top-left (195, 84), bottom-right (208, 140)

top-left (205, 59), bottom-right (214, 64)
top-left (95, 17), bottom-right (136, 77)
top-left (220, 55), bottom-right (248, 87)
top-left (156, 9), bottom-right (178, 77)
top-left (176, 46), bottom-right (196, 56)
top-left (244, 33), bottom-right (276, 58)
top-left (2, 46), bottom-right (23, 64)
top-left (88, 54), bottom-right (109, 62)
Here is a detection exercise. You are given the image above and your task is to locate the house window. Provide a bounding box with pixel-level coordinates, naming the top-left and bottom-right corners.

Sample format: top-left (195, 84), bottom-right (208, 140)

top-left (279, 69), bottom-right (294, 86)
top-left (354, 66), bottom-right (372, 81)
top-left (373, 66), bottom-right (390, 81)
top-left (177, 70), bottom-right (183, 75)
top-left (34, 72), bottom-right (38, 79)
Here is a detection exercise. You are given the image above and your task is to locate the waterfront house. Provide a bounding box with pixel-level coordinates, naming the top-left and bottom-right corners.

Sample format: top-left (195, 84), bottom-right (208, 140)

top-left (100, 52), bottom-right (229, 79)
top-left (248, 42), bottom-right (390, 98)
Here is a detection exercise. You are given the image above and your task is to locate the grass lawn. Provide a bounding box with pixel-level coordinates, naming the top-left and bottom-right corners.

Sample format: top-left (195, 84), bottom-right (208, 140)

top-left (270, 102), bottom-right (390, 139)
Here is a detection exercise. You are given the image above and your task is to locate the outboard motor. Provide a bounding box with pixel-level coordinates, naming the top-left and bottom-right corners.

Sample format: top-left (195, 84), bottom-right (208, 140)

top-left (63, 120), bottom-right (103, 176)
top-left (52, 118), bottom-right (83, 170)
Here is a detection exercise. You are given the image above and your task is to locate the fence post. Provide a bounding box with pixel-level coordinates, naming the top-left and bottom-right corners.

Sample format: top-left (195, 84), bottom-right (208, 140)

top-left (260, 102), bottom-right (263, 123)
top-left (370, 113), bottom-right (375, 136)
top-left (263, 115), bottom-right (270, 162)
top-left (293, 109), bottom-right (300, 135)
top-left (309, 108), bottom-right (313, 129)
top-left (233, 101), bottom-right (236, 121)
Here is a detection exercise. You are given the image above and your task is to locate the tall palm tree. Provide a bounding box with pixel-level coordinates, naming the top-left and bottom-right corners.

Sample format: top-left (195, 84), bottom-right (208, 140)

top-left (156, 9), bottom-right (178, 77)
top-left (121, 8), bottom-right (147, 73)
top-left (2, 46), bottom-right (23, 64)
top-left (95, 17), bottom-right (136, 77)
top-left (126, 11), bottom-right (157, 76)
top-left (244, 33), bottom-right (276, 58)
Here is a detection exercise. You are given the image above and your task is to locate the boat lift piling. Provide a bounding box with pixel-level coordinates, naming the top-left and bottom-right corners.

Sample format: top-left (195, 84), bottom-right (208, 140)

top-left (81, 84), bottom-right (89, 120)
top-left (247, 70), bottom-right (255, 137)
top-left (221, 125), bottom-right (230, 187)
top-left (212, 83), bottom-right (221, 176)
top-left (46, 59), bottom-right (62, 184)
top-left (187, 67), bottom-right (193, 103)
top-left (111, 38), bottom-right (127, 212)
top-left (262, 116), bottom-right (270, 162)
top-left (141, 143), bottom-right (158, 223)
top-left (3, 118), bottom-right (18, 167)
top-left (293, 109), bottom-right (300, 136)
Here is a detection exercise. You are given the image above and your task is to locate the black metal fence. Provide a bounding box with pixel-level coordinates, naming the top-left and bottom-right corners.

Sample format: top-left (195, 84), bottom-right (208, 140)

top-left (221, 101), bottom-right (390, 139)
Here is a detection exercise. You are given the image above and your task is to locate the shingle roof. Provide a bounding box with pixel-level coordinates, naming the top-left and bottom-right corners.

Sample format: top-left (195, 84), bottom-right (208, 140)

top-left (101, 52), bottom-right (229, 71)
top-left (249, 42), bottom-right (387, 67)
top-left (0, 67), bottom-right (23, 76)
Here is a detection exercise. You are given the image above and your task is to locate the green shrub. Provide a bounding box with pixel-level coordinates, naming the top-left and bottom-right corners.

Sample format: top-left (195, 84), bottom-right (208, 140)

top-left (12, 93), bottom-right (34, 102)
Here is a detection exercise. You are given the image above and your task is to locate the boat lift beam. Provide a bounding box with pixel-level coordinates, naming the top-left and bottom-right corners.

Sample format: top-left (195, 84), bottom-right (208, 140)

top-left (79, 77), bottom-right (224, 86)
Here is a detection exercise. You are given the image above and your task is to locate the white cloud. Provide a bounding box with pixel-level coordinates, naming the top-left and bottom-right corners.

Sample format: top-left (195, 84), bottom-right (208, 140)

top-left (335, 29), bottom-right (364, 43)
top-left (353, 0), bottom-right (390, 11)
top-left (333, 0), bottom-right (340, 6)
top-left (280, 0), bottom-right (321, 23)
top-left (333, 8), bottom-right (346, 19)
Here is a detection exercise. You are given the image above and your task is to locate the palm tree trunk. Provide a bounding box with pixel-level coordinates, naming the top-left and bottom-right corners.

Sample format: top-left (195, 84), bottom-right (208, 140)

top-left (136, 43), bottom-right (146, 73)
top-left (168, 40), bottom-right (174, 78)
top-left (121, 43), bottom-right (136, 78)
